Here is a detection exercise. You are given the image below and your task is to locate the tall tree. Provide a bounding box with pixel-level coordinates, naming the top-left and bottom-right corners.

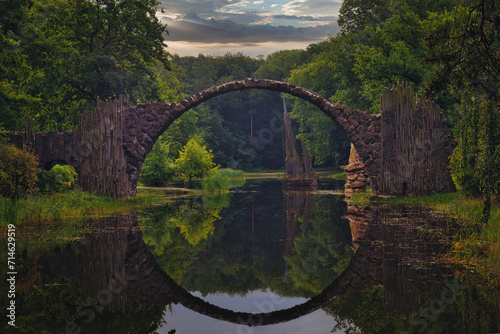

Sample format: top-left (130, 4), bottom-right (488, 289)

top-left (423, 0), bottom-right (500, 220)
top-left (0, 0), bottom-right (171, 131)
top-left (337, 0), bottom-right (390, 34)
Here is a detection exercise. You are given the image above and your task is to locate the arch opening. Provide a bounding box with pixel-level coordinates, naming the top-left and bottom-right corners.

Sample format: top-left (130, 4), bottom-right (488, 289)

top-left (123, 78), bottom-right (381, 197)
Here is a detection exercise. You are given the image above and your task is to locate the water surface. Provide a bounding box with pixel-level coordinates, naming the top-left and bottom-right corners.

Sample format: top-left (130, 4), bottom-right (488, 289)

top-left (2, 179), bottom-right (499, 333)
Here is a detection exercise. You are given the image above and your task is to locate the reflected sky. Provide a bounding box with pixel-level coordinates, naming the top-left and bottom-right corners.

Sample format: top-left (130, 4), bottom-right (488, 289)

top-left (160, 290), bottom-right (341, 334)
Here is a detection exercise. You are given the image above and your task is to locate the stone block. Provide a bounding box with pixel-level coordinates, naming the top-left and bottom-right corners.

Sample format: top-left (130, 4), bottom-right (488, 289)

top-left (347, 173), bottom-right (359, 181)
top-left (136, 145), bottom-right (145, 157)
top-left (350, 181), bottom-right (366, 189)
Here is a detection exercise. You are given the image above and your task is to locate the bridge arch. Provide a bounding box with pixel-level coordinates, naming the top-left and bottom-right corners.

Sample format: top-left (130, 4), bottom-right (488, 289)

top-left (123, 78), bottom-right (382, 196)
top-left (12, 78), bottom-right (456, 198)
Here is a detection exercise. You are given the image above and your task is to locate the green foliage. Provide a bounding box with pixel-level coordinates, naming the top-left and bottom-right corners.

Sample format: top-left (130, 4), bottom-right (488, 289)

top-left (451, 98), bottom-right (500, 221)
top-left (286, 41), bottom-right (355, 167)
top-left (140, 138), bottom-right (176, 187)
top-left (50, 164), bottom-right (77, 188)
top-left (175, 137), bottom-right (216, 184)
top-left (201, 168), bottom-right (245, 192)
top-left (36, 169), bottom-right (62, 194)
top-left (0, 124), bottom-right (9, 145)
top-left (286, 196), bottom-right (353, 294)
top-left (0, 0), bottom-right (171, 131)
top-left (420, 0), bottom-right (500, 220)
top-left (253, 49), bottom-right (310, 80)
top-left (35, 164), bottom-right (78, 194)
top-left (338, 0), bottom-right (390, 34)
top-left (0, 145), bottom-right (39, 199)
top-left (422, 0), bottom-right (500, 97)
top-left (2, 0), bottom-right (498, 192)
top-left (352, 10), bottom-right (427, 112)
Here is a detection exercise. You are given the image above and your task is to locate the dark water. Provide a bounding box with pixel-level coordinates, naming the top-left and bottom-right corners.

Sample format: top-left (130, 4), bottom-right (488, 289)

top-left (2, 179), bottom-right (499, 333)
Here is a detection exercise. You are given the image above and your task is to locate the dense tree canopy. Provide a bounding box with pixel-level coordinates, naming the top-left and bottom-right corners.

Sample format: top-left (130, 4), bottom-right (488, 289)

top-left (0, 0), bottom-right (171, 131)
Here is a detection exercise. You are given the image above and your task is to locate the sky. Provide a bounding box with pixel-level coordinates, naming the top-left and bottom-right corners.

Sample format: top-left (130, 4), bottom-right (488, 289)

top-left (156, 0), bottom-right (342, 58)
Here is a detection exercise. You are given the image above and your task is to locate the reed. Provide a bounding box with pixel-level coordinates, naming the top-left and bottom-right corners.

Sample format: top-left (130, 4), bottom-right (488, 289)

top-left (0, 187), bottom-right (171, 227)
top-left (201, 169), bottom-right (245, 193)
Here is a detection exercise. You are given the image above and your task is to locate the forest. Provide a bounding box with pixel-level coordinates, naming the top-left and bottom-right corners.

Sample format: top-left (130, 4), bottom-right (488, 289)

top-left (0, 0), bottom-right (499, 206)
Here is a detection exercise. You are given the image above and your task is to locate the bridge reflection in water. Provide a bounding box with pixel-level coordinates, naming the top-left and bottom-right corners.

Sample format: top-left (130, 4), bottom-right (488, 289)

top-left (38, 202), bottom-right (458, 329)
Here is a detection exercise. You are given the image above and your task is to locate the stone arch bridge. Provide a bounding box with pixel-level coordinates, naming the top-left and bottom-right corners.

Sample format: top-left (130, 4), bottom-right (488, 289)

top-left (11, 78), bottom-right (456, 198)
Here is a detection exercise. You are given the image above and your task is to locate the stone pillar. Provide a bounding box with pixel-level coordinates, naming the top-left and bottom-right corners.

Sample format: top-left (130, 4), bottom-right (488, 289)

top-left (341, 143), bottom-right (367, 196)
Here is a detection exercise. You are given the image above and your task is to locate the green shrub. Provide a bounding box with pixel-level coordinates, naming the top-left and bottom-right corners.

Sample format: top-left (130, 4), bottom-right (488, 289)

top-left (450, 99), bottom-right (500, 222)
top-left (50, 164), bottom-right (78, 189)
top-left (202, 168), bottom-right (245, 192)
top-left (140, 140), bottom-right (176, 187)
top-left (202, 169), bottom-right (229, 192)
top-left (0, 145), bottom-right (39, 199)
top-left (36, 169), bottom-right (63, 194)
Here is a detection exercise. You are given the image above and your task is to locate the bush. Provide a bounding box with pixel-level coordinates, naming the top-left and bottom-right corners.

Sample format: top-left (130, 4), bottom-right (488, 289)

top-left (140, 140), bottom-right (176, 187)
top-left (35, 164), bottom-right (78, 194)
top-left (0, 145), bottom-right (39, 199)
top-left (202, 168), bottom-right (245, 192)
top-left (51, 164), bottom-right (78, 189)
top-left (36, 169), bottom-right (63, 194)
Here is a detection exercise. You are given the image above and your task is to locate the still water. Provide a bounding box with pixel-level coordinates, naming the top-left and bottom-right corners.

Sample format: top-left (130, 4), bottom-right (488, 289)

top-left (2, 179), bottom-right (499, 333)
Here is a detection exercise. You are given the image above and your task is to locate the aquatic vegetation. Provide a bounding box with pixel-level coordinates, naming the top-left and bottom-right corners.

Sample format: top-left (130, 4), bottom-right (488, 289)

top-left (201, 168), bottom-right (245, 193)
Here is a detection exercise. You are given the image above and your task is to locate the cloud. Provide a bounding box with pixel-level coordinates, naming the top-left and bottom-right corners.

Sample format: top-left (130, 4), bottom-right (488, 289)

top-left (157, 0), bottom-right (340, 26)
top-left (283, 0), bottom-right (342, 17)
top-left (166, 40), bottom-right (315, 57)
top-left (162, 12), bottom-right (339, 44)
top-left (272, 14), bottom-right (336, 22)
top-left (156, 0), bottom-right (341, 56)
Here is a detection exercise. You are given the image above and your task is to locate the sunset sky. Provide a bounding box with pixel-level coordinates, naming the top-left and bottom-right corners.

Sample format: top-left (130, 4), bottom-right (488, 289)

top-left (156, 0), bottom-right (342, 57)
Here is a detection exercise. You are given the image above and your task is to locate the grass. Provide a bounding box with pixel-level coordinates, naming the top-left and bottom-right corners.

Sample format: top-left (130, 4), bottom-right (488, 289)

top-left (202, 168), bottom-right (246, 192)
top-left (327, 171), bottom-right (347, 180)
top-left (0, 187), bottom-right (175, 227)
top-left (349, 190), bottom-right (500, 286)
top-left (244, 170), bottom-right (339, 180)
top-left (244, 171), bottom-right (283, 179)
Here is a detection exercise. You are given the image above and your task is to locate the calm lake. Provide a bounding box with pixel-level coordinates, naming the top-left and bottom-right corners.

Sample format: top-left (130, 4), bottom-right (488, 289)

top-left (2, 179), bottom-right (499, 333)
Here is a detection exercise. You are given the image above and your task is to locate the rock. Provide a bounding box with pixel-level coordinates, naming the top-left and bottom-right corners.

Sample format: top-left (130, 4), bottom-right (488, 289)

top-left (350, 181), bottom-right (366, 189)
top-left (348, 173), bottom-right (359, 181)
